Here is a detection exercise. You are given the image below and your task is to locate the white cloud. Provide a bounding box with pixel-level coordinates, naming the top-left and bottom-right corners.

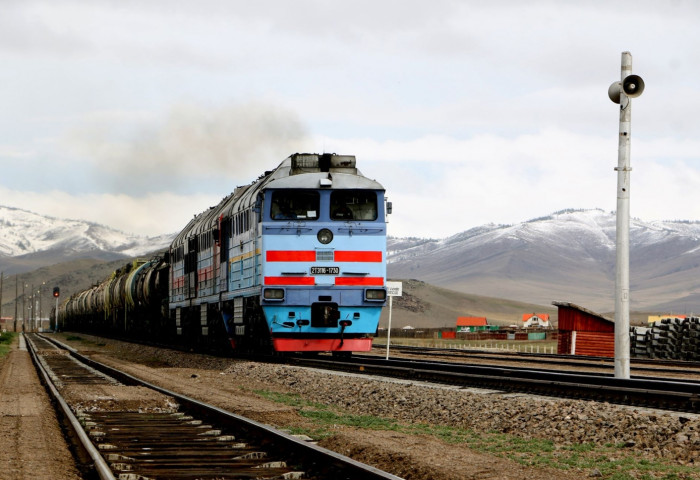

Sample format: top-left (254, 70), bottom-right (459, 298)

top-left (327, 128), bottom-right (700, 238)
top-left (2, 120), bottom-right (700, 240)
top-left (2, 0), bottom-right (700, 241)
top-left (0, 187), bottom-right (221, 236)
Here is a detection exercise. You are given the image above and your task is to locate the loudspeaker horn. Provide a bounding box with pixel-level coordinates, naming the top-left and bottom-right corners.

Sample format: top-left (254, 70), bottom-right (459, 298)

top-left (622, 74), bottom-right (644, 98)
top-left (608, 74), bottom-right (645, 104)
top-left (608, 81), bottom-right (622, 104)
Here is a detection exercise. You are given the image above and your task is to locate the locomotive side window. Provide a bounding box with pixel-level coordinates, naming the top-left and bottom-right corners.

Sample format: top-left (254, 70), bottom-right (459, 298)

top-left (330, 190), bottom-right (377, 220)
top-left (270, 190), bottom-right (319, 220)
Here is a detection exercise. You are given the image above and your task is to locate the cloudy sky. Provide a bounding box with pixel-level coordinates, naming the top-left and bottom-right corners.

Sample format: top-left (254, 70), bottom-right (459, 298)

top-left (2, 0), bottom-right (699, 239)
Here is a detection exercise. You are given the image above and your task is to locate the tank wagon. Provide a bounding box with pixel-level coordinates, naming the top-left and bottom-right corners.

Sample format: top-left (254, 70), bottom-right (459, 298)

top-left (61, 258), bottom-right (169, 339)
top-left (59, 153), bottom-right (390, 354)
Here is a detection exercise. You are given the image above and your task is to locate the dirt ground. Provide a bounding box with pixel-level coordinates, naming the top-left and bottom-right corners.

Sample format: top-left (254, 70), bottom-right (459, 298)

top-left (0, 335), bottom-right (81, 480)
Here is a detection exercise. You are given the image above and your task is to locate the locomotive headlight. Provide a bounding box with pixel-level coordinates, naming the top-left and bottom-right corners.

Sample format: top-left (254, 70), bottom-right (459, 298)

top-left (317, 228), bottom-right (333, 244)
top-left (263, 288), bottom-right (285, 301)
top-left (365, 289), bottom-right (387, 301)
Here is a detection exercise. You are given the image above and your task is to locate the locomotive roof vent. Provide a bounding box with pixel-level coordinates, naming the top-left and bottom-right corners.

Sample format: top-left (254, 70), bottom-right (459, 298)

top-left (290, 153), bottom-right (357, 175)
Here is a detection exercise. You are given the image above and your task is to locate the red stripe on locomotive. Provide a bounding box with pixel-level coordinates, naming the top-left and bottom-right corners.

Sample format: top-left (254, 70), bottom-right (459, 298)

top-left (334, 251), bottom-right (382, 262)
top-left (267, 250), bottom-right (382, 262)
top-left (334, 277), bottom-right (384, 286)
top-left (266, 250), bottom-right (316, 261)
top-left (264, 276), bottom-right (315, 285)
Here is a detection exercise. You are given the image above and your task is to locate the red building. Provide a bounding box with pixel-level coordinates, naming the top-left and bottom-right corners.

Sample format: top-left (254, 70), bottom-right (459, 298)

top-left (553, 301), bottom-right (615, 357)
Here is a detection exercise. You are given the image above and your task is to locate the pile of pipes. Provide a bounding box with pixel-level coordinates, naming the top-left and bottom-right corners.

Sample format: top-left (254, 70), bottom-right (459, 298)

top-left (630, 317), bottom-right (700, 360)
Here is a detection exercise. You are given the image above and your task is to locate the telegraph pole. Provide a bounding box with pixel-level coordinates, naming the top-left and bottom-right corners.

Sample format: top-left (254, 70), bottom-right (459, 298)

top-left (22, 282), bottom-right (25, 332)
top-left (608, 51), bottom-right (644, 379)
top-left (14, 276), bottom-right (18, 332)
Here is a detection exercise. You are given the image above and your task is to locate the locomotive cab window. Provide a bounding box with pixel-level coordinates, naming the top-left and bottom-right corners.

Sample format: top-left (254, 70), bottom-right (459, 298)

top-left (331, 190), bottom-right (377, 221)
top-left (270, 190), bottom-right (319, 220)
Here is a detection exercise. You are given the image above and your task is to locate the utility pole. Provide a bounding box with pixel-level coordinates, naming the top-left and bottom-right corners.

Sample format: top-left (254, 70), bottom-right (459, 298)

top-left (39, 283), bottom-right (44, 332)
top-left (29, 284), bottom-right (34, 333)
top-left (22, 282), bottom-right (25, 332)
top-left (608, 51), bottom-right (644, 379)
top-left (14, 276), bottom-right (18, 332)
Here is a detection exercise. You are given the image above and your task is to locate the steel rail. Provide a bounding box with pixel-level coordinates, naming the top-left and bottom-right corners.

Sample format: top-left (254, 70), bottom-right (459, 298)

top-left (363, 351), bottom-right (700, 386)
top-left (37, 334), bottom-right (404, 480)
top-left (372, 344), bottom-right (700, 377)
top-left (25, 334), bottom-right (116, 480)
top-left (288, 354), bottom-right (700, 413)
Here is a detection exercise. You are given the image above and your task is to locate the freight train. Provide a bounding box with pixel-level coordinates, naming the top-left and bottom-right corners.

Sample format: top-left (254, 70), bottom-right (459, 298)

top-left (58, 153), bottom-right (391, 354)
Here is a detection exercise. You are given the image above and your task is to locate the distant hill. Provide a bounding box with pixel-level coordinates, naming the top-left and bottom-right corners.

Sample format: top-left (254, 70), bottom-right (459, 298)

top-left (0, 205), bottom-right (173, 275)
top-left (377, 279), bottom-right (558, 329)
top-left (2, 206), bottom-right (699, 324)
top-left (388, 209), bottom-right (700, 314)
top-left (376, 279), bottom-right (657, 329)
top-left (0, 256), bottom-right (142, 321)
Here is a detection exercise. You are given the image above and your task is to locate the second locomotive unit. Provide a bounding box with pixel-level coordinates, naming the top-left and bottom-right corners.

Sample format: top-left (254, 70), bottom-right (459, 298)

top-left (60, 153), bottom-right (391, 354)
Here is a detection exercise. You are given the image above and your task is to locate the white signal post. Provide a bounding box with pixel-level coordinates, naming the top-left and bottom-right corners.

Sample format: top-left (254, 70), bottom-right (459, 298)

top-left (608, 51), bottom-right (644, 379)
top-left (385, 281), bottom-right (403, 360)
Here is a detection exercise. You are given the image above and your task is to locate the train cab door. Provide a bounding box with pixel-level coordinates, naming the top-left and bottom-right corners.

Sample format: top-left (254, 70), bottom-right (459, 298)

top-left (213, 217), bottom-right (222, 293)
top-left (220, 216), bottom-right (231, 290)
top-left (186, 236), bottom-right (197, 299)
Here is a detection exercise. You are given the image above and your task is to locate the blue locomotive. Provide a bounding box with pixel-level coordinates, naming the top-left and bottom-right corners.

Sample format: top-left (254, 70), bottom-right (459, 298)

top-left (59, 153), bottom-right (390, 354)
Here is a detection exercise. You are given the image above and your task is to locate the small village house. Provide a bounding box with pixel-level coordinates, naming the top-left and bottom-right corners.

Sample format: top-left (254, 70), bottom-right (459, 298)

top-left (456, 317), bottom-right (489, 332)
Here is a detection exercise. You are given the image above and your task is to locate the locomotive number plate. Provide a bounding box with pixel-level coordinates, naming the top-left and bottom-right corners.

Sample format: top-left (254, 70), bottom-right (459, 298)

top-left (311, 266), bottom-right (339, 275)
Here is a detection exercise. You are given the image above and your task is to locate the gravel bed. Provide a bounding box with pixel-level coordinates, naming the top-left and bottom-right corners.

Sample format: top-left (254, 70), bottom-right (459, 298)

top-left (220, 362), bottom-right (700, 465)
top-left (82, 338), bottom-right (700, 468)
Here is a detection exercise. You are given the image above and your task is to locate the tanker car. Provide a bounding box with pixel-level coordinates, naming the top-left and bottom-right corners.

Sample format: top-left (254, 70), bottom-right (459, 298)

top-left (59, 153), bottom-right (391, 354)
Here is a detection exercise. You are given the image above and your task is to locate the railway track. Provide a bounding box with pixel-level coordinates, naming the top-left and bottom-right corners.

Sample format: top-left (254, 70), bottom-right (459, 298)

top-left (27, 333), bottom-right (402, 480)
top-left (371, 343), bottom-right (700, 378)
top-left (288, 353), bottom-right (700, 413)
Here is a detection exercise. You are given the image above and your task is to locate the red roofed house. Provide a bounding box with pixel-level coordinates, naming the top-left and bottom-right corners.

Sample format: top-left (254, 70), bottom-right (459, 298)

top-left (522, 313), bottom-right (551, 328)
top-left (456, 317), bottom-right (488, 332)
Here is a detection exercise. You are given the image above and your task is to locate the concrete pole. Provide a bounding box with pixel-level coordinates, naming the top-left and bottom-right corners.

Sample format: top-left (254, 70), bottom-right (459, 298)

top-left (14, 276), bottom-right (18, 332)
top-left (614, 51), bottom-right (633, 379)
top-left (22, 282), bottom-right (25, 332)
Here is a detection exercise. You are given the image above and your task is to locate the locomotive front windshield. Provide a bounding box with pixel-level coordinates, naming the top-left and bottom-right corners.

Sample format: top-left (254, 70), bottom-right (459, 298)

top-left (330, 190), bottom-right (377, 221)
top-left (271, 190), bottom-right (319, 220)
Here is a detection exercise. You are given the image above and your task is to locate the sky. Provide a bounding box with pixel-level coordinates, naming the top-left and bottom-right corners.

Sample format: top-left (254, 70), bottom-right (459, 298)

top-left (2, 0), bottom-right (700, 239)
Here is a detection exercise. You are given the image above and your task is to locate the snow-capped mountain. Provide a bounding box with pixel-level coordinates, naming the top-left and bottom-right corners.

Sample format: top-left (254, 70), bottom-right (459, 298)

top-left (0, 205), bottom-right (174, 272)
top-left (4, 205), bottom-right (700, 313)
top-left (388, 209), bottom-right (700, 313)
